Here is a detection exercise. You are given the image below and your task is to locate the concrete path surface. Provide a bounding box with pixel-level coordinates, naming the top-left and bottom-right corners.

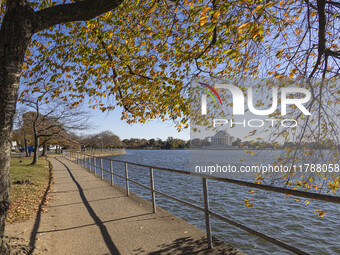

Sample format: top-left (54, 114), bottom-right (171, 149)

top-left (6, 156), bottom-right (245, 255)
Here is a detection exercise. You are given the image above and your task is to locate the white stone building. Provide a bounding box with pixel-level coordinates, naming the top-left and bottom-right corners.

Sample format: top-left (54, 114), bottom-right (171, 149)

top-left (211, 130), bottom-right (234, 146)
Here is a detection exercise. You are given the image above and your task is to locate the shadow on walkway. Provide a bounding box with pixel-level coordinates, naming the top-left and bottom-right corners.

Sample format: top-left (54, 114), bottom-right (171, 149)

top-left (47, 195), bottom-right (126, 208)
top-left (135, 237), bottom-right (240, 255)
top-left (28, 158), bottom-right (53, 255)
top-left (54, 157), bottom-right (121, 255)
top-left (38, 212), bottom-right (155, 234)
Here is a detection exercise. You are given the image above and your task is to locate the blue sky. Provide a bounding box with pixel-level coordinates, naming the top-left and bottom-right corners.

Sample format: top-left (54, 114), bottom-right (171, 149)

top-left (83, 107), bottom-right (190, 141)
top-left (84, 106), bottom-right (267, 142)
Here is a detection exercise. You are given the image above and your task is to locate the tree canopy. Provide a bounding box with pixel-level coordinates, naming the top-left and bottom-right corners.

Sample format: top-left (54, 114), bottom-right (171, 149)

top-left (1, 0), bottom-right (339, 193)
top-left (0, 2), bottom-right (339, 252)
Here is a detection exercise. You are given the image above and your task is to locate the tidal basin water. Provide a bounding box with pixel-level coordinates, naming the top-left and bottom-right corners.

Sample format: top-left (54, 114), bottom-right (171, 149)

top-left (92, 149), bottom-right (339, 255)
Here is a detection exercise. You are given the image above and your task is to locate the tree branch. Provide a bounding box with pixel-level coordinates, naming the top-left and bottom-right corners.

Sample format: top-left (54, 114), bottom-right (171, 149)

top-left (309, 0), bottom-right (326, 78)
top-left (33, 0), bottom-right (123, 33)
top-left (326, 1), bottom-right (340, 8)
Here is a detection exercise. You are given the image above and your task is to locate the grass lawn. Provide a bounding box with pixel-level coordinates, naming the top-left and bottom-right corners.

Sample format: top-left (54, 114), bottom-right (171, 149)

top-left (7, 157), bottom-right (53, 223)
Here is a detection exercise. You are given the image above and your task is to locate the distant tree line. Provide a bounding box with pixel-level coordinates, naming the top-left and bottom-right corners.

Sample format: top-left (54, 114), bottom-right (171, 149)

top-left (122, 137), bottom-right (189, 149)
top-left (79, 131), bottom-right (123, 149)
top-left (190, 137), bottom-right (339, 150)
top-left (76, 134), bottom-right (189, 150)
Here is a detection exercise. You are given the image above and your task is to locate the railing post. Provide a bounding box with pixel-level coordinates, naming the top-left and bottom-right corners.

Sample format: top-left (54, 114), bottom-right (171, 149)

top-left (149, 167), bottom-right (156, 213)
top-left (110, 160), bottom-right (114, 186)
top-left (89, 156), bottom-right (92, 172)
top-left (94, 157), bottom-right (97, 176)
top-left (202, 178), bottom-right (213, 249)
top-left (125, 163), bottom-right (129, 196)
top-left (100, 158), bottom-right (103, 180)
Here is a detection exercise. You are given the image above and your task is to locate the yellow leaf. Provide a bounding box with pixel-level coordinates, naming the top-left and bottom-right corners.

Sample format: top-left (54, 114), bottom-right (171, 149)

top-left (238, 23), bottom-right (248, 31)
top-left (251, 5), bottom-right (263, 16)
top-left (146, 3), bottom-right (157, 15)
top-left (199, 16), bottom-right (209, 26)
top-left (314, 210), bottom-right (325, 217)
top-left (201, 6), bottom-right (211, 16)
top-left (212, 11), bottom-right (220, 22)
top-left (276, 48), bottom-right (284, 57)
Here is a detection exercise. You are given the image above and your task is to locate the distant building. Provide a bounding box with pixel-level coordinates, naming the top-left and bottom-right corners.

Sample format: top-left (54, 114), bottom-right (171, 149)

top-left (211, 130), bottom-right (234, 146)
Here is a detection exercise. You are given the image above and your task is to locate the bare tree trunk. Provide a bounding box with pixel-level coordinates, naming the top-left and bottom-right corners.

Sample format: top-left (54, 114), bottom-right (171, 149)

top-left (42, 144), bottom-right (47, 157)
top-left (31, 135), bottom-right (39, 165)
top-left (24, 137), bottom-right (29, 157)
top-left (0, 2), bottom-right (33, 253)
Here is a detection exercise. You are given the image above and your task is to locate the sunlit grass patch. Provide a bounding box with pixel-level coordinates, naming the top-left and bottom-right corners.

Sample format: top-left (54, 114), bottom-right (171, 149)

top-left (7, 157), bottom-right (52, 223)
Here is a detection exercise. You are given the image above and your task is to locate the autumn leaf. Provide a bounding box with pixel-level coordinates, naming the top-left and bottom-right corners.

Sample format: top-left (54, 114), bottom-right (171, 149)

top-left (314, 210), bottom-right (326, 217)
top-left (146, 3), bottom-right (157, 15)
top-left (212, 11), bottom-right (220, 22)
top-left (201, 6), bottom-right (211, 16)
top-left (199, 16), bottom-right (209, 26)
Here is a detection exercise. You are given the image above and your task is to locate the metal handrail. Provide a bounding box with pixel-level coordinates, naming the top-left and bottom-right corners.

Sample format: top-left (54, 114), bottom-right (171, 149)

top-left (63, 151), bottom-right (340, 255)
top-left (72, 151), bottom-right (340, 204)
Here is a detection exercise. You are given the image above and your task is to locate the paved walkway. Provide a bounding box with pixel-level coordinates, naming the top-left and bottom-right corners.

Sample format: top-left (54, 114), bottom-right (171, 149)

top-left (7, 156), bottom-right (245, 255)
